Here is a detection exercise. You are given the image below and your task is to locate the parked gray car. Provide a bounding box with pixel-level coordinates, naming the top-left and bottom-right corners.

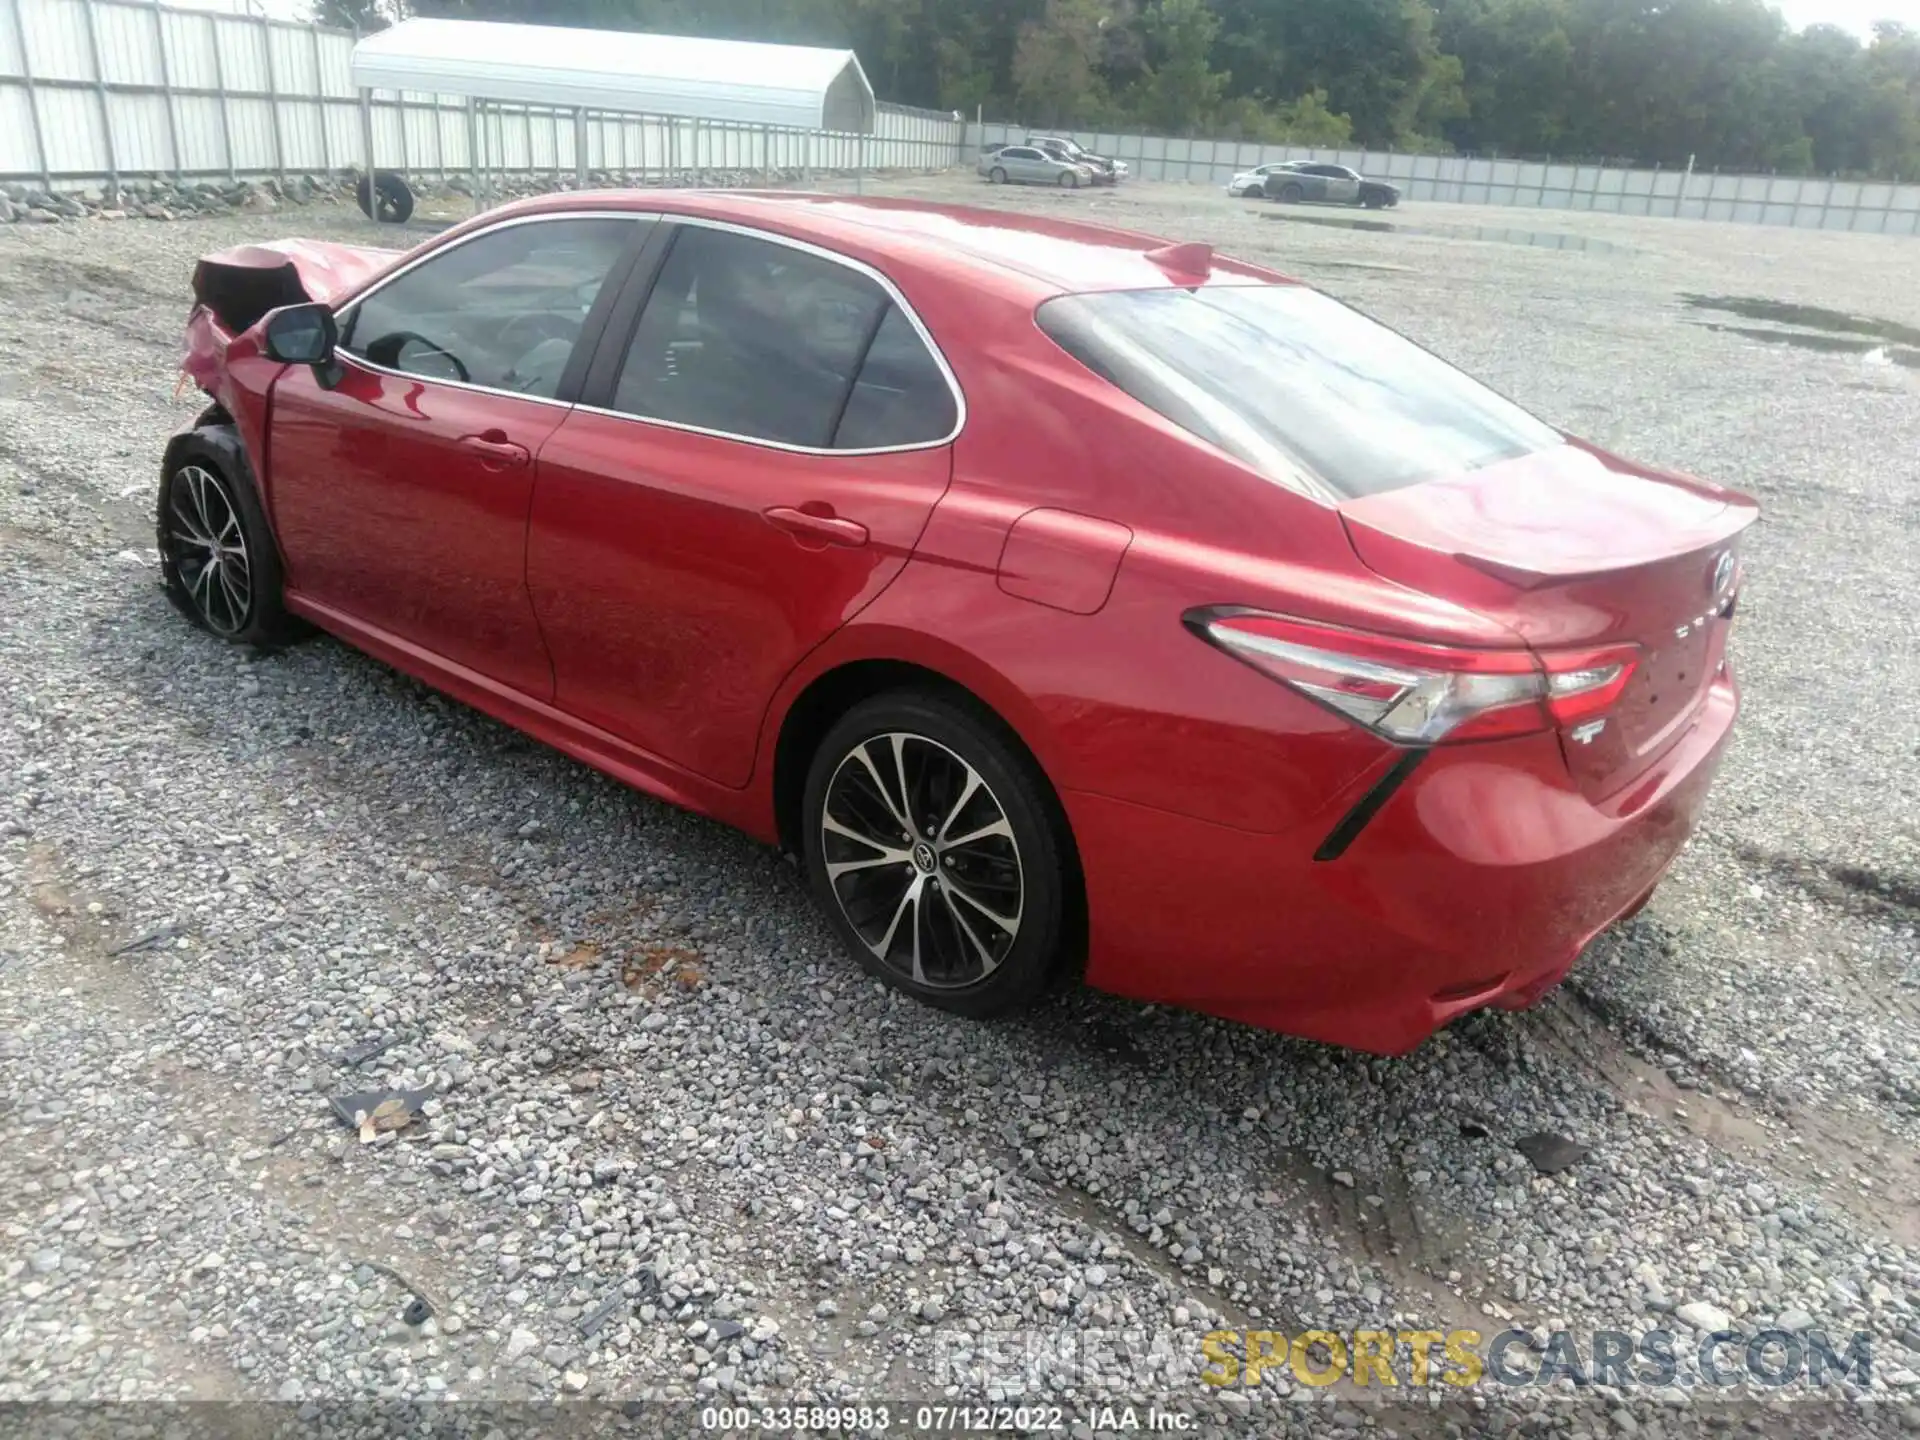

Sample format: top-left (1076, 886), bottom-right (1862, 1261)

top-left (1261, 162), bottom-right (1363, 204)
top-left (978, 144), bottom-right (1095, 188)
top-left (1252, 161), bottom-right (1401, 208)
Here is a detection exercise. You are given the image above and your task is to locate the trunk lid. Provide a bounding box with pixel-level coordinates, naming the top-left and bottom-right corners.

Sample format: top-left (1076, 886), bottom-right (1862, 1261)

top-left (1339, 441), bottom-right (1758, 797)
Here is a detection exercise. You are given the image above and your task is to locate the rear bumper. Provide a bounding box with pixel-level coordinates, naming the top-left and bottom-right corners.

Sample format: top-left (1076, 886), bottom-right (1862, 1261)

top-left (1066, 669), bottom-right (1738, 1054)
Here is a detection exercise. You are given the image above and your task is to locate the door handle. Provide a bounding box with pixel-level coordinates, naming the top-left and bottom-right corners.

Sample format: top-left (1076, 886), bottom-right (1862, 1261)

top-left (763, 506), bottom-right (869, 548)
top-left (459, 430), bottom-right (530, 470)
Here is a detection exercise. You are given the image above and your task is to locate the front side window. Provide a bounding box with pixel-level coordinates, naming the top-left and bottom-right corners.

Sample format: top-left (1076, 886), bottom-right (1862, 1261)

top-left (1037, 284), bottom-right (1563, 500)
top-left (342, 217), bottom-right (636, 399)
top-left (610, 227), bottom-right (955, 450)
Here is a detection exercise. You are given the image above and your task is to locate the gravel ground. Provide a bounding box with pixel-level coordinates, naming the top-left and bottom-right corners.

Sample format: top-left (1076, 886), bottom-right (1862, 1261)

top-left (1, 178), bottom-right (1918, 1435)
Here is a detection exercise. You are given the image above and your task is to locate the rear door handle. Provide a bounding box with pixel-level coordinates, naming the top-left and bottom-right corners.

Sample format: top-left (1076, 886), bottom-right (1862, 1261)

top-left (459, 429), bottom-right (530, 470)
top-left (763, 506), bottom-right (869, 548)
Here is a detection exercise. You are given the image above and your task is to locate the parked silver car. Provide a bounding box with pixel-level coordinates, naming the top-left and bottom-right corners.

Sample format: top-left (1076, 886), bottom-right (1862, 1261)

top-left (978, 144), bottom-right (1095, 188)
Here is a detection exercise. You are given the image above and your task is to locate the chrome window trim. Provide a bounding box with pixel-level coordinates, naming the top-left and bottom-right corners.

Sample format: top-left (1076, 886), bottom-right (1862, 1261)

top-left (571, 213), bottom-right (967, 458)
top-left (329, 209), bottom-right (649, 409)
top-left (325, 206), bottom-right (967, 456)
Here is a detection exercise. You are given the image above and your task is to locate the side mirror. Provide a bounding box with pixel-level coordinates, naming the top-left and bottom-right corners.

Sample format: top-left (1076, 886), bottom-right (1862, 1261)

top-left (261, 303), bottom-right (337, 366)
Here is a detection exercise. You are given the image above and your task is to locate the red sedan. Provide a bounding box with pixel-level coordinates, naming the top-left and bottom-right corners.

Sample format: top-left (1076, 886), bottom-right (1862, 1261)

top-left (163, 192), bottom-right (1755, 1054)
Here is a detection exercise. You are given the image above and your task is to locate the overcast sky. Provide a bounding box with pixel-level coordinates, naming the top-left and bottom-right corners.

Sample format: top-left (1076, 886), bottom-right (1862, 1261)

top-left (1772, 0), bottom-right (1919, 34)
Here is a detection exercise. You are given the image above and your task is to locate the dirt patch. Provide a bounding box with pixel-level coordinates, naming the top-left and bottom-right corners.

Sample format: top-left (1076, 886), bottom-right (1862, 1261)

top-left (1536, 991), bottom-right (1920, 1248)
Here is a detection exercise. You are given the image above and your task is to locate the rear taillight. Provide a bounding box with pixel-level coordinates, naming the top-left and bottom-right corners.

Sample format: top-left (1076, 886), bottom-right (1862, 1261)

top-left (1188, 609), bottom-right (1638, 746)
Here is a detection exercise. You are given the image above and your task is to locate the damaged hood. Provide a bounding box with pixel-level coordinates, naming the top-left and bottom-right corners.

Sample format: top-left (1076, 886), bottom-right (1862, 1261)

top-left (192, 237), bottom-right (404, 327)
top-left (181, 238), bottom-right (404, 395)
top-left (217, 237), bottom-right (402, 306)
top-left (250, 237), bottom-right (405, 304)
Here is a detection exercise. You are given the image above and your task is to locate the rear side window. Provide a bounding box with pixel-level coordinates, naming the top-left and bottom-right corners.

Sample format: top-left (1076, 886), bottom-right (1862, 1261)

top-left (611, 226), bottom-right (955, 450)
top-left (1036, 285), bottom-right (1562, 499)
top-left (834, 306), bottom-right (958, 449)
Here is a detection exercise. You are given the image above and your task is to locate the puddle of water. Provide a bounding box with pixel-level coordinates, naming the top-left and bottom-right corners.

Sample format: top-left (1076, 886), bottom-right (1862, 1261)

top-left (1684, 296), bottom-right (1920, 370)
top-left (1683, 294), bottom-right (1920, 348)
top-left (1260, 210), bottom-right (1629, 253)
top-left (1295, 258), bottom-right (1418, 274)
top-left (1698, 323), bottom-right (1920, 369)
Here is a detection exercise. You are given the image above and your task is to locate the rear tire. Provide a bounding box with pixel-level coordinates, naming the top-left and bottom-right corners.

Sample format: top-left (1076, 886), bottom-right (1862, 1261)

top-left (989, 166), bottom-right (1008, 185)
top-left (1277, 182), bottom-right (1305, 203)
top-left (802, 691), bottom-right (1069, 1020)
top-left (158, 431), bottom-right (302, 648)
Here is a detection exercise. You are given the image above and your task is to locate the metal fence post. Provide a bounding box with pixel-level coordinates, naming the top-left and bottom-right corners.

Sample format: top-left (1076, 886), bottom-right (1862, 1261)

top-left (150, 0), bottom-right (183, 181)
top-left (78, 0), bottom-right (117, 194)
top-left (574, 107), bottom-right (587, 186)
top-left (207, 13), bottom-right (235, 180)
top-left (259, 14), bottom-right (285, 178)
top-left (7, 0), bottom-right (54, 190)
top-left (310, 24), bottom-right (329, 175)
top-left (464, 95), bottom-right (481, 208)
top-left (394, 91), bottom-right (410, 180)
top-left (358, 85), bottom-right (375, 216)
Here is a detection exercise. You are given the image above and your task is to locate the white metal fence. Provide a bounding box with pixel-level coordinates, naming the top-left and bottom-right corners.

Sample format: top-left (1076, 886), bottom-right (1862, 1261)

top-left (974, 122), bottom-right (1920, 236)
top-left (0, 0), bottom-right (967, 188)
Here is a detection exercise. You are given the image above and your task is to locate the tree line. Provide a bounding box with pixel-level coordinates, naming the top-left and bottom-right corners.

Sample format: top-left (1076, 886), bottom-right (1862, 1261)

top-left (320, 0), bottom-right (1920, 179)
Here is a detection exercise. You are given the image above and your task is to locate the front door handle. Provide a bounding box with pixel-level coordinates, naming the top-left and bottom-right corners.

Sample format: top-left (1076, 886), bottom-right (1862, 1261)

top-left (459, 429), bottom-right (530, 470)
top-left (763, 506), bottom-right (869, 548)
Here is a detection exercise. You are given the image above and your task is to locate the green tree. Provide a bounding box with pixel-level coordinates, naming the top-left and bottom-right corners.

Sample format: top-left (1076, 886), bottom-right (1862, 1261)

top-left (1126, 0), bottom-right (1228, 133)
top-left (1011, 0), bottom-right (1113, 126)
top-left (312, 0), bottom-right (396, 31)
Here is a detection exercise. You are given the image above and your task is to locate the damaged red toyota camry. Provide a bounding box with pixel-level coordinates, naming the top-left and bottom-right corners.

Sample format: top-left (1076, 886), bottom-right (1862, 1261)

top-left (163, 192), bottom-right (1754, 1054)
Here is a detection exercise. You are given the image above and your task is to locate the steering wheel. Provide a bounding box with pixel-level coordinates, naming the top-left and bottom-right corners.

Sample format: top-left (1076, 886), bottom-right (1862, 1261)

top-left (364, 330), bottom-right (470, 384)
top-left (496, 311), bottom-right (583, 355)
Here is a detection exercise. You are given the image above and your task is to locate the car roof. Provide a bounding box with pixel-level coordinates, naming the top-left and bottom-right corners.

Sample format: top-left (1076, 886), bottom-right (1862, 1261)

top-left (482, 190), bottom-right (1293, 298)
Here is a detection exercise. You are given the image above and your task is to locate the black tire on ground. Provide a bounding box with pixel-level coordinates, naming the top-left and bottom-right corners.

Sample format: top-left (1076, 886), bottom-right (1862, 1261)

top-left (988, 166), bottom-right (1008, 185)
top-left (355, 170), bottom-right (415, 224)
top-left (1059, 171), bottom-right (1078, 188)
top-left (1363, 191), bottom-right (1389, 209)
top-left (802, 690), bottom-right (1071, 1020)
top-left (157, 429), bottom-right (304, 648)
top-left (1277, 182), bottom-right (1305, 203)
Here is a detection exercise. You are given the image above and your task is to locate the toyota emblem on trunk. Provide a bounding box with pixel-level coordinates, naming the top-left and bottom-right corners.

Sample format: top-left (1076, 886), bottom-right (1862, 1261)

top-left (1711, 550), bottom-right (1735, 596)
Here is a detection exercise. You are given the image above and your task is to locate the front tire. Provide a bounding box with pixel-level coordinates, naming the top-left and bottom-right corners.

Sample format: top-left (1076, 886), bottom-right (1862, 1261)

top-left (158, 432), bottom-right (301, 647)
top-left (1277, 182), bottom-right (1305, 203)
top-left (802, 692), bottom-right (1069, 1019)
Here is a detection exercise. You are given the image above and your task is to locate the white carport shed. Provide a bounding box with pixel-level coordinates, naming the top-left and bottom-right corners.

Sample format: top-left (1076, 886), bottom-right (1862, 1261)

top-left (347, 17), bottom-right (878, 218)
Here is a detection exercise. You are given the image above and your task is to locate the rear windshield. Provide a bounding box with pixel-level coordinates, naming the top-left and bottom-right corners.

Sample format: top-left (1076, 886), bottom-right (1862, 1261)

top-left (1036, 285), bottom-right (1563, 499)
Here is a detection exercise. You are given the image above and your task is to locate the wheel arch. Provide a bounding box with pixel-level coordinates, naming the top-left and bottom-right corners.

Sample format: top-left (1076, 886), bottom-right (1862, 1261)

top-left (769, 650), bottom-right (1089, 973)
top-left (161, 413), bottom-right (289, 574)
